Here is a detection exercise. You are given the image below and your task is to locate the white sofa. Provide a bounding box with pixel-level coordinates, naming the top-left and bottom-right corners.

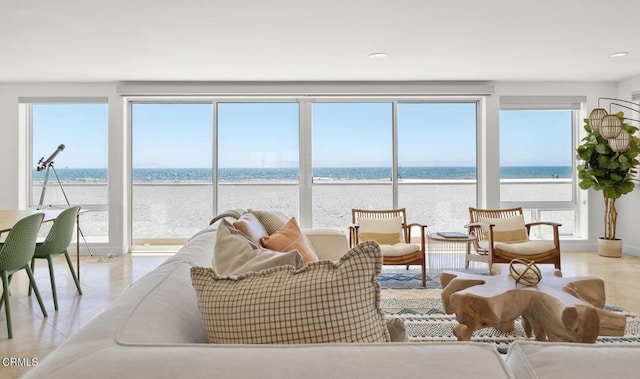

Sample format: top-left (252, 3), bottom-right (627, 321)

top-left (25, 224), bottom-right (640, 379)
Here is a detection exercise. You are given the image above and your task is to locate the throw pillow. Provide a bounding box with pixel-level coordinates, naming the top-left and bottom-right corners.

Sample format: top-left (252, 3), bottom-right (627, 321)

top-left (233, 212), bottom-right (269, 245)
top-left (213, 220), bottom-right (302, 276)
top-left (252, 210), bottom-right (290, 234)
top-left (190, 240), bottom-right (391, 344)
top-left (260, 217), bottom-right (319, 265)
top-left (477, 214), bottom-right (528, 243)
top-left (357, 216), bottom-right (403, 245)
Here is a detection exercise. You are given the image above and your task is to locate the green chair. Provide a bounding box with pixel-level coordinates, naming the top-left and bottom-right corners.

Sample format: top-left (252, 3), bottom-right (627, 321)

top-left (0, 212), bottom-right (47, 339)
top-left (30, 206), bottom-right (82, 311)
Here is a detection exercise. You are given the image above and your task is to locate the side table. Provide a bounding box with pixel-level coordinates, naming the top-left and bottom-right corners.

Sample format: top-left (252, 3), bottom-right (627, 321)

top-left (426, 233), bottom-right (476, 270)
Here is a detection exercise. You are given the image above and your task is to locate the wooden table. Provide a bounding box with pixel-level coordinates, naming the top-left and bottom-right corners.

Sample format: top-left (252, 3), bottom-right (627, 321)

top-left (0, 209), bottom-right (81, 280)
top-left (439, 267), bottom-right (627, 343)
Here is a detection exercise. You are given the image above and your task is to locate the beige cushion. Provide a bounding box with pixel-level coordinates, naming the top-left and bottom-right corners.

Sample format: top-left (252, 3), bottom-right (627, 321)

top-left (477, 214), bottom-right (528, 243)
top-left (261, 217), bottom-right (319, 265)
top-left (190, 240), bottom-right (391, 344)
top-left (212, 220), bottom-right (302, 276)
top-left (233, 212), bottom-right (269, 245)
top-left (358, 216), bottom-right (403, 244)
top-left (379, 242), bottom-right (420, 257)
top-left (494, 240), bottom-right (556, 256)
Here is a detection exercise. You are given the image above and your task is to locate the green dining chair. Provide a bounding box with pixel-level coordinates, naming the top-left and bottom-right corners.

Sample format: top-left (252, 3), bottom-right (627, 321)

top-left (0, 212), bottom-right (47, 339)
top-left (29, 206), bottom-right (82, 311)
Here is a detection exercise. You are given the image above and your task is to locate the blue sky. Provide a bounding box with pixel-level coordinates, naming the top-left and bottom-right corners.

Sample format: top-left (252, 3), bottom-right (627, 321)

top-left (33, 103), bottom-right (572, 169)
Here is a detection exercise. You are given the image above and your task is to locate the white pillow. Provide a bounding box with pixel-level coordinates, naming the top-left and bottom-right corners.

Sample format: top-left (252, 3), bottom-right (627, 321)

top-left (477, 214), bottom-right (528, 243)
top-left (358, 216), bottom-right (403, 244)
top-left (212, 220), bottom-right (302, 275)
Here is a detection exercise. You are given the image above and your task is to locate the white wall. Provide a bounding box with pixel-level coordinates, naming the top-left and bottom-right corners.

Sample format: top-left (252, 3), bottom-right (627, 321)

top-left (615, 75), bottom-right (640, 256)
top-left (0, 80), bottom-right (634, 255)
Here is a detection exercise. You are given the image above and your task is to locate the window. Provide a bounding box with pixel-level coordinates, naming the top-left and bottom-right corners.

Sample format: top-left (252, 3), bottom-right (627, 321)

top-left (397, 102), bottom-right (477, 232)
top-left (131, 103), bottom-right (213, 243)
top-left (312, 103), bottom-right (393, 228)
top-left (499, 107), bottom-right (578, 236)
top-left (31, 103), bottom-right (109, 241)
top-left (217, 102), bottom-right (299, 216)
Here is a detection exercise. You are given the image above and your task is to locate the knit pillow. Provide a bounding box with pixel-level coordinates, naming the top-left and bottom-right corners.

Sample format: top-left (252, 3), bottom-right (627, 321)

top-left (191, 240), bottom-right (390, 344)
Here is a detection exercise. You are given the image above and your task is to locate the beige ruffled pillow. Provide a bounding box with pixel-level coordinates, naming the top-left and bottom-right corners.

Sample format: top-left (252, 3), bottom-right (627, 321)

top-left (191, 240), bottom-right (391, 344)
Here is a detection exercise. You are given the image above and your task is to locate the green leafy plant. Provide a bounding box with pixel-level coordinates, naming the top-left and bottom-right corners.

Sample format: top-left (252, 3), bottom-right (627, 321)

top-left (576, 112), bottom-right (640, 240)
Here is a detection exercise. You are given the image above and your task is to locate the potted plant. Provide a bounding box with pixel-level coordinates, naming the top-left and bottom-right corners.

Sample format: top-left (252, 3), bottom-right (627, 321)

top-left (576, 111), bottom-right (640, 257)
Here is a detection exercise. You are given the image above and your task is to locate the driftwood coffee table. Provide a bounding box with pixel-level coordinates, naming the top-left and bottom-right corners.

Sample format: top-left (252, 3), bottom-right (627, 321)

top-left (440, 267), bottom-right (627, 343)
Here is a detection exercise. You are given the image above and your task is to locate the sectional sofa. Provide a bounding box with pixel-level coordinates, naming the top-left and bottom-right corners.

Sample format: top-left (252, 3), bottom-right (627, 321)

top-left (25, 214), bottom-right (640, 379)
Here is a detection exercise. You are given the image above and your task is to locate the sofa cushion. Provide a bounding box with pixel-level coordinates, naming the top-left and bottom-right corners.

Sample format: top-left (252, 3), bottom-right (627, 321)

top-left (213, 220), bottom-right (302, 275)
top-left (191, 240), bottom-right (390, 344)
top-left (358, 216), bottom-right (403, 244)
top-left (260, 217), bottom-right (319, 265)
top-left (506, 341), bottom-right (640, 379)
top-left (233, 212), bottom-right (269, 245)
top-left (478, 214), bottom-right (528, 243)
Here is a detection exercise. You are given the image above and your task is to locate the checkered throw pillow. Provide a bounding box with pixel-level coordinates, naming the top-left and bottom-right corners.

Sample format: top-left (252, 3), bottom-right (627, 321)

top-left (190, 240), bottom-right (390, 344)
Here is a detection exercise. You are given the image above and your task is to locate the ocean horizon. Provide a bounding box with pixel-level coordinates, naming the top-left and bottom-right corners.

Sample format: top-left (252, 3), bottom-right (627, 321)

top-left (32, 166), bottom-right (573, 183)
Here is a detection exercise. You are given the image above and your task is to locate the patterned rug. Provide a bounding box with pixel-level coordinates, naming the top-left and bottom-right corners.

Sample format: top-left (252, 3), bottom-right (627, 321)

top-left (380, 288), bottom-right (640, 354)
top-left (378, 268), bottom-right (489, 289)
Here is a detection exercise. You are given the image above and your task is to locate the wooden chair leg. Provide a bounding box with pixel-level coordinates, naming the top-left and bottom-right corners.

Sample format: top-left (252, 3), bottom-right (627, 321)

top-left (1, 271), bottom-right (13, 339)
top-left (421, 258), bottom-right (426, 288)
top-left (25, 266), bottom-right (48, 318)
top-left (63, 251), bottom-right (82, 295)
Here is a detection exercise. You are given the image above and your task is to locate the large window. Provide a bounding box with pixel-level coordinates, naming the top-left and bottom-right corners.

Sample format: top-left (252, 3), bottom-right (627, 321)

top-left (131, 103), bottom-right (213, 243)
top-left (31, 103), bottom-right (109, 241)
top-left (398, 102), bottom-right (477, 232)
top-left (499, 109), bottom-right (577, 236)
top-left (217, 102), bottom-right (299, 215)
top-left (312, 103), bottom-right (393, 228)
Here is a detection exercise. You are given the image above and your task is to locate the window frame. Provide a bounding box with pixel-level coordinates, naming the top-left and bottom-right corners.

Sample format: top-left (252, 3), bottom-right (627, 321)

top-left (498, 100), bottom-right (583, 238)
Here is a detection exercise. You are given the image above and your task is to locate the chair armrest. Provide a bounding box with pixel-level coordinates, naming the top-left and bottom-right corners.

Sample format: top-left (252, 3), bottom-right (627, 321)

top-left (303, 229), bottom-right (349, 261)
top-left (526, 221), bottom-right (562, 228)
top-left (348, 224), bottom-right (359, 248)
top-left (406, 222), bottom-right (427, 248)
top-left (464, 221), bottom-right (494, 229)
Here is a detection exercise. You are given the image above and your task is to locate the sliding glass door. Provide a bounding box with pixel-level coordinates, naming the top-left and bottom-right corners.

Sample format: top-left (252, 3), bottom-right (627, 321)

top-left (397, 102), bottom-right (477, 232)
top-left (131, 103), bottom-right (213, 243)
top-left (217, 102), bottom-right (300, 216)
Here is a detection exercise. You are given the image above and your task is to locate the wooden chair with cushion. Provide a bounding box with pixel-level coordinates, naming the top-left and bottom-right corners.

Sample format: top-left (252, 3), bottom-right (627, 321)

top-left (467, 207), bottom-right (561, 273)
top-left (349, 208), bottom-right (427, 287)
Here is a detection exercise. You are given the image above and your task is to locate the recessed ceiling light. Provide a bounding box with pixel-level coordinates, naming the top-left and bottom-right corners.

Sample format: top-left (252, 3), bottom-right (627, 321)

top-left (369, 52), bottom-right (389, 59)
top-left (609, 51), bottom-right (630, 58)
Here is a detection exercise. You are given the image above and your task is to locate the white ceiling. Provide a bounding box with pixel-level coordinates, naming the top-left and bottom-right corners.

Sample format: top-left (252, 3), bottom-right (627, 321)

top-left (2, 0), bottom-right (640, 83)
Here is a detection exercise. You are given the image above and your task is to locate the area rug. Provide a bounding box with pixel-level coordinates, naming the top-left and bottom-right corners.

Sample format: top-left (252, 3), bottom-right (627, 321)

top-left (378, 268), bottom-right (489, 289)
top-left (380, 288), bottom-right (640, 354)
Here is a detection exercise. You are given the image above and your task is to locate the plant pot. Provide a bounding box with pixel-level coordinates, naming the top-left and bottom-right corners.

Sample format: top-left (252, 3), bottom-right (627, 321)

top-left (597, 238), bottom-right (623, 258)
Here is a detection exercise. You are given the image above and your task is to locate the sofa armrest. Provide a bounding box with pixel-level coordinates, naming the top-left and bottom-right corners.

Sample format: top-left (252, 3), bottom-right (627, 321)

top-left (303, 229), bottom-right (349, 261)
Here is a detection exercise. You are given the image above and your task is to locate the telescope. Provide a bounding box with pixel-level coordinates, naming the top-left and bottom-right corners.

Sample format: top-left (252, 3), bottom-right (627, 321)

top-left (37, 144), bottom-right (65, 172)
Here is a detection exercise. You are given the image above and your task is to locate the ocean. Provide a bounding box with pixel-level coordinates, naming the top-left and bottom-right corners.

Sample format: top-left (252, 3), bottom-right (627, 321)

top-left (32, 166), bottom-right (573, 183)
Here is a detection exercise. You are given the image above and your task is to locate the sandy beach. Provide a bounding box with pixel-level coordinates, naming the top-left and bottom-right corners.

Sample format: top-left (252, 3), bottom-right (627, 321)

top-left (33, 180), bottom-right (575, 241)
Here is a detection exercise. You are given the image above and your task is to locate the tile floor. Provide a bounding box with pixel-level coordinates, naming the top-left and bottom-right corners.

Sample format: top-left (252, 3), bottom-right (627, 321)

top-left (1, 251), bottom-right (640, 378)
